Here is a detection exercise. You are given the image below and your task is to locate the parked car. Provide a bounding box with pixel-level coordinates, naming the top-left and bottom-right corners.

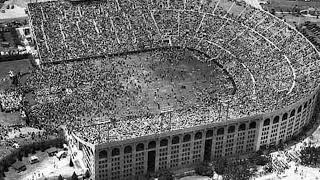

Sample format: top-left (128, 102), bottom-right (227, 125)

top-left (29, 156), bottom-right (39, 164)
top-left (56, 151), bottom-right (67, 160)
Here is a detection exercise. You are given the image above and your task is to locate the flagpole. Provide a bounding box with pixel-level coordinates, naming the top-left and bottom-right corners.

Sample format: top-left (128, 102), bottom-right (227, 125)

top-left (108, 121), bottom-right (110, 142)
top-left (218, 99), bottom-right (222, 121)
top-left (226, 100), bottom-right (230, 121)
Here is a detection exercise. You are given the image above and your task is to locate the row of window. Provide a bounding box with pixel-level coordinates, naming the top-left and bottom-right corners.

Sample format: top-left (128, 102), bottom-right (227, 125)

top-left (263, 98), bottom-right (314, 126)
top-left (99, 122), bottom-right (257, 158)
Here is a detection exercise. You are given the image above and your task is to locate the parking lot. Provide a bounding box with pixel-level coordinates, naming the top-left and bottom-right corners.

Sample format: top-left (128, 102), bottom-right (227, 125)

top-left (4, 148), bottom-right (83, 180)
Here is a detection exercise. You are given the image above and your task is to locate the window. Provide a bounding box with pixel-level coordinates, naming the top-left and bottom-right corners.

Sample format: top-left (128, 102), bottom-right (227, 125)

top-left (195, 132), bottom-right (202, 140)
top-left (24, 28), bottom-right (30, 35)
top-left (228, 126), bottom-right (235, 133)
top-left (273, 116), bottom-right (279, 124)
top-left (298, 106), bottom-right (302, 113)
top-left (148, 141), bottom-right (156, 149)
top-left (99, 150), bottom-right (108, 159)
top-left (112, 148), bottom-right (120, 157)
top-left (239, 124), bottom-right (246, 131)
top-left (160, 138), bottom-right (168, 147)
top-left (124, 146), bottom-right (132, 154)
top-left (290, 109), bottom-right (295, 117)
top-left (136, 143), bottom-right (144, 152)
top-left (217, 128), bottom-right (224, 135)
top-left (183, 134), bottom-right (191, 142)
top-left (249, 122), bottom-right (256, 129)
top-left (282, 113), bottom-right (288, 120)
top-left (263, 119), bottom-right (270, 126)
top-left (172, 136), bottom-right (180, 144)
top-left (206, 129), bottom-right (213, 137)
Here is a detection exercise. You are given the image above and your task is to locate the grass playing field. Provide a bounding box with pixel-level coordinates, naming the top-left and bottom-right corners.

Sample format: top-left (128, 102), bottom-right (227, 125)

top-left (0, 59), bottom-right (31, 89)
top-left (0, 59), bottom-right (31, 126)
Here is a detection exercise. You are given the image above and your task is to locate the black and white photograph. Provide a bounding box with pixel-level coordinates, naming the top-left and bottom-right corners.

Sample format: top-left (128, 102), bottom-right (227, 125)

top-left (1, 0), bottom-right (320, 180)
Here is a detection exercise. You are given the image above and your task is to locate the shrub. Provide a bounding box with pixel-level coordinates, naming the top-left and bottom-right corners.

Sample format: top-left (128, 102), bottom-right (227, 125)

top-left (58, 174), bottom-right (63, 180)
top-left (71, 172), bottom-right (78, 180)
top-left (69, 158), bottom-right (74, 167)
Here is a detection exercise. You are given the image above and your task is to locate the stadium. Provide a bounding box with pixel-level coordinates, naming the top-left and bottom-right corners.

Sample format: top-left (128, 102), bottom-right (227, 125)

top-left (24, 0), bottom-right (320, 179)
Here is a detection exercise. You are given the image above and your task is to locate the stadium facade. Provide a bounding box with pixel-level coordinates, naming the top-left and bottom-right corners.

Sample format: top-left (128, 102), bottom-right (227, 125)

top-left (66, 88), bottom-right (318, 180)
top-left (27, 0), bottom-right (320, 180)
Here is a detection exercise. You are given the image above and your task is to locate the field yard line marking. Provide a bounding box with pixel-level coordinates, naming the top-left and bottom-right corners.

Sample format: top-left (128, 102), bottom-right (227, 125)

top-left (270, 27), bottom-right (286, 39)
top-left (284, 55), bottom-right (296, 94)
top-left (227, 26), bottom-right (248, 47)
top-left (177, 10), bottom-right (181, 36)
top-left (253, 16), bottom-right (266, 30)
top-left (226, 1), bottom-right (236, 15)
top-left (40, 21), bottom-right (50, 54)
top-left (215, 18), bottom-right (229, 34)
top-left (194, 13), bottom-right (206, 38)
top-left (149, 10), bottom-right (162, 37)
top-left (108, 16), bottom-right (121, 44)
top-left (27, 6), bottom-right (43, 62)
top-left (240, 62), bottom-right (256, 97)
top-left (213, 0), bottom-right (221, 15)
top-left (237, 4), bottom-right (248, 19)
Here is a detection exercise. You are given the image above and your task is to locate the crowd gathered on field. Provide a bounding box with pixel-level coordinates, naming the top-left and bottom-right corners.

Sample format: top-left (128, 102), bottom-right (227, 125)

top-left (0, 0), bottom-right (319, 144)
top-left (0, 90), bottom-right (22, 112)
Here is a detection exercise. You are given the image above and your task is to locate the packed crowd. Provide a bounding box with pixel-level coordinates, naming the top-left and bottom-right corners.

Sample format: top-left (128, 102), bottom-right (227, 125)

top-left (25, 49), bottom-right (238, 143)
top-left (0, 90), bottom-right (22, 112)
top-left (0, 124), bottom-right (9, 141)
top-left (23, 0), bottom-right (320, 143)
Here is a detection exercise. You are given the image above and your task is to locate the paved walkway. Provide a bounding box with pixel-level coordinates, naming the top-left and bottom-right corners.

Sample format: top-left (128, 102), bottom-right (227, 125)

top-left (180, 176), bottom-right (211, 180)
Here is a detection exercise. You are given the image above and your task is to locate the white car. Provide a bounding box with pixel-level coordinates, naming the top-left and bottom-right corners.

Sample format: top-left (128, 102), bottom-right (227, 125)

top-left (29, 156), bottom-right (39, 164)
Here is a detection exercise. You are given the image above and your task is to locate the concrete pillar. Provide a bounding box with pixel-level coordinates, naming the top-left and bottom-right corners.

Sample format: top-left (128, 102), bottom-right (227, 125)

top-left (119, 145), bottom-right (124, 179)
top-left (155, 138), bottom-right (160, 172)
top-left (132, 143), bottom-right (137, 176)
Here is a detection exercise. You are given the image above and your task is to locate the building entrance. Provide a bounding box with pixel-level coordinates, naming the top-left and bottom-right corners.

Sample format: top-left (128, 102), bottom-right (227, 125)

top-left (147, 150), bottom-right (156, 172)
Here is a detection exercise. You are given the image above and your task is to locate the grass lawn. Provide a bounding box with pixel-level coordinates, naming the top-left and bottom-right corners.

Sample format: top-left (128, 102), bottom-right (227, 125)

top-left (179, 176), bottom-right (211, 180)
top-left (0, 59), bottom-right (31, 125)
top-left (276, 13), bottom-right (320, 27)
top-left (0, 111), bottom-right (22, 126)
top-left (265, 0), bottom-right (320, 12)
top-left (0, 59), bottom-right (32, 80)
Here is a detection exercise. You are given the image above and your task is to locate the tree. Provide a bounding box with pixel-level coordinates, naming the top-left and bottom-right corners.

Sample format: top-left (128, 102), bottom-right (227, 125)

top-left (85, 169), bottom-right (90, 179)
top-left (213, 157), bottom-right (227, 175)
top-left (223, 160), bottom-right (257, 180)
top-left (23, 148), bottom-right (29, 157)
top-left (300, 146), bottom-right (320, 166)
top-left (263, 163), bottom-right (273, 173)
top-left (156, 169), bottom-right (174, 180)
top-left (195, 163), bottom-right (213, 177)
top-left (0, 171), bottom-right (5, 180)
top-left (17, 152), bottom-right (23, 161)
top-left (71, 172), bottom-right (78, 180)
top-left (248, 152), bottom-right (270, 166)
top-left (40, 142), bottom-right (47, 152)
top-left (58, 174), bottom-right (63, 180)
top-left (69, 158), bottom-right (74, 167)
top-left (3, 160), bottom-right (9, 172)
